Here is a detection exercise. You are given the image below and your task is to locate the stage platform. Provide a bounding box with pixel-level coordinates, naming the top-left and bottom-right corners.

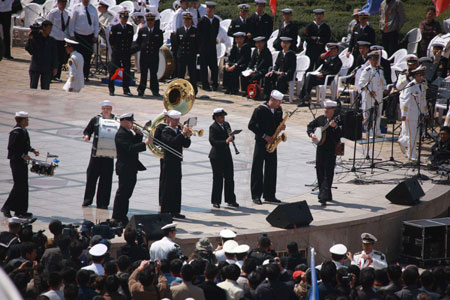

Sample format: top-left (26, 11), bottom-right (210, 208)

top-left (0, 49), bottom-right (449, 262)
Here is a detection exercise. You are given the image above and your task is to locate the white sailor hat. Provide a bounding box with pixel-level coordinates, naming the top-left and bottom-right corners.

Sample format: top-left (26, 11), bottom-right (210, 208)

top-left (281, 8), bottom-right (292, 14)
top-left (418, 57), bottom-right (432, 63)
top-left (161, 222), bottom-right (178, 231)
top-left (205, 1), bottom-right (216, 6)
top-left (410, 65), bottom-right (427, 74)
top-left (64, 38), bottom-right (79, 45)
top-left (89, 243), bottom-right (108, 257)
top-left (182, 11), bottom-right (193, 19)
top-left (213, 108), bottom-right (227, 116)
top-left (15, 111), bottom-right (29, 117)
top-left (234, 244), bottom-right (250, 254)
top-left (255, 0), bottom-right (266, 4)
top-left (326, 42), bottom-right (339, 49)
top-left (367, 50), bottom-right (380, 58)
top-left (223, 240), bottom-right (239, 253)
top-left (233, 31), bottom-right (246, 37)
top-left (220, 229), bottom-right (237, 239)
top-left (361, 232), bottom-right (378, 243)
top-left (238, 3), bottom-right (250, 10)
top-left (270, 89), bottom-right (284, 101)
top-left (253, 36), bottom-right (266, 42)
top-left (324, 100), bottom-right (337, 108)
top-left (313, 8), bottom-right (325, 14)
top-left (431, 42), bottom-right (445, 49)
top-left (119, 112), bottom-right (134, 121)
top-left (280, 36), bottom-right (292, 42)
top-left (119, 8), bottom-right (130, 17)
top-left (167, 110), bottom-right (182, 119)
top-left (358, 11), bottom-right (370, 17)
top-left (101, 100), bottom-right (113, 107)
top-left (99, 0), bottom-right (109, 6)
top-left (357, 41), bottom-right (371, 47)
top-left (329, 244), bottom-right (347, 255)
top-left (370, 45), bottom-right (384, 51)
top-left (8, 217), bottom-right (26, 224)
top-left (405, 54), bottom-right (418, 62)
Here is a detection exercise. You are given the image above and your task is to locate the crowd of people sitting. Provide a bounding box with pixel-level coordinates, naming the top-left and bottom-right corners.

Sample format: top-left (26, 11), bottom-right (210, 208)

top-left (1, 217), bottom-right (450, 300)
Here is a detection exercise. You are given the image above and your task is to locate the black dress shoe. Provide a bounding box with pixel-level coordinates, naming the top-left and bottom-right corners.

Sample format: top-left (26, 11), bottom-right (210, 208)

top-left (172, 213), bottom-right (185, 219)
top-left (213, 203), bottom-right (220, 208)
top-left (265, 198), bottom-right (281, 203)
top-left (15, 212), bottom-right (33, 218)
top-left (82, 200), bottom-right (92, 207)
top-left (124, 91), bottom-right (133, 96)
top-left (85, 78), bottom-right (90, 83)
top-left (319, 200), bottom-right (327, 207)
top-left (4, 56), bottom-right (14, 60)
top-left (109, 92), bottom-right (115, 96)
top-left (138, 92), bottom-right (144, 97)
top-left (97, 205), bottom-right (108, 209)
top-left (224, 90), bottom-right (231, 94)
top-left (252, 198), bottom-right (262, 205)
top-left (231, 90), bottom-right (240, 95)
top-left (1, 209), bottom-right (11, 218)
top-left (212, 86), bottom-right (218, 91)
top-left (228, 202), bottom-right (240, 208)
top-left (153, 92), bottom-right (161, 97)
top-left (203, 86), bottom-right (211, 91)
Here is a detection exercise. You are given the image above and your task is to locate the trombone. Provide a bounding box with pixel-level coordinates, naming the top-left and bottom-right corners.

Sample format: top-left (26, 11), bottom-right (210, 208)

top-left (133, 122), bottom-right (183, 159)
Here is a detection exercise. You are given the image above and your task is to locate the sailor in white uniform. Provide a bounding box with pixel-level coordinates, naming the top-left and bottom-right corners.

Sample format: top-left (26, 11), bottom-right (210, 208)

top-left (350, 232), bottom-right (387, 270)
top-left (63, 38), bottom-right (85, 92)
top-left (215, 228), bottom-right (237, 262)
top-left (358, 51), bottom-right (387, 137)
top-left (223, 240), bottom-right (238, 264)
top-left (149, 223), bottom-right (180, 261)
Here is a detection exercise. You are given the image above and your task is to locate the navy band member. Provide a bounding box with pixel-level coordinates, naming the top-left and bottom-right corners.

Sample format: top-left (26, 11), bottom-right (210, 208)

top-left (209, 108), bottom-right (238, 209)
top-left (273, 8), bottom-right (298, 52)
top-left (307, 101), bottom-right (342, 206)
top-left (112, 113), bottom-right (151, 225)
top-left (242, 36), bottom-right (273, 95)
top-left (149, 223), bottom-right (180, 260)
top-left (248, 90), bottom-right (285, 204)
top-left (223, 32), bottom-right (251, 95)
top-left (370, 45), bottom-right (392, 85)
top-left (227, 4), bottom-right (250, 41)
top-left (160, 110), bottom-right (191, 219)
top-left (172, 12), bottom-right (198, 95)
top-left (303, 9), bottom-right (331, 71)
top-left (247, 0), bottom-right (273, 46)
top-left (2, 112), bottom-right (39, 219)
top-left (350, 233), bottom-right (387, 270)
top-left (108, 9), bottom-right (134, 97)
top-left (82, 100), bottom-right (115, 209)
top-left (197, 1), bottom-right (220, 91)
top-left (136, 13), bottom-right (164, 97)
top-left (154, 109), bottom-right (169, 206)
top-left (346, 11), bottom-right (375, 59)
top-left (264, 36), bottom-right (296, 99)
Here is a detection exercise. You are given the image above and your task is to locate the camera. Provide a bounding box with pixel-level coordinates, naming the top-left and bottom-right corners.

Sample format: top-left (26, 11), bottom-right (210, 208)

top-left (62, 224), bottom-right (80, 239)
top-left (30, 23), bottom-right (42, 32)
top-left (92, 219), bottom-right (123, 240)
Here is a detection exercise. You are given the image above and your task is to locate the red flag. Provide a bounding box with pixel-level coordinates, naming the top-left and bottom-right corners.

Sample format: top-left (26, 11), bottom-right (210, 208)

top-left (269, 0), bottom-right (276, 15)
top-left (434, 0), bottom-right (450, 15)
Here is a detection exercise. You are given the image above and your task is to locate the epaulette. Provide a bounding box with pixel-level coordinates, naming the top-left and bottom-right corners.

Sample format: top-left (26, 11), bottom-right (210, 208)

top-left (374, 251), bottom-right (385, 260)
top-left (365, 66), bottom-right (371, 71)
top-left (354, 251), bottom-right (361, 255)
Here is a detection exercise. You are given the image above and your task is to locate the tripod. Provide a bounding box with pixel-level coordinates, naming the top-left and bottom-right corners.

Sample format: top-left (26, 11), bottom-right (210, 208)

top-left (379, 91), bottom-right (403, 167)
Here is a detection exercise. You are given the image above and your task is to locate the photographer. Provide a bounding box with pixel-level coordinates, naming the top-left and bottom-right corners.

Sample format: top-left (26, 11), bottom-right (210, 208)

top-left (25, 20), bottom-right (58, 90)
top-left (4, 241), bottom-right (38, 274)
top-left (117, 227), bottom-right (149, 263)
top-left (0, 217), bottom-right (23, 263)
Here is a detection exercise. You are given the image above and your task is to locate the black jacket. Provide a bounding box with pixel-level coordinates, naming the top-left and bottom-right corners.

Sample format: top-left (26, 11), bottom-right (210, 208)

top-left (7, 126), bottom-right (34, 160)
top-left (114, 126), bottom-right (146, 175)
top-left (208, 121), bottom-right (232, 160)
top-left (117, 243), bottom-right (150, 263)
top-left (25, 33), bottom-right (58, 73)
top-left (136, 26), bottom-right (163, 56)
top-left (348, 24), bottom-right (376, 54)
top-left (227, 43), bottom-right (251, 70)
top-left (274, 21), bottom-right (299, 51)
top-left (255, 279), bottom-right (297, 300)
top-left (316, 55), bottom-right (342, 77)
top-left (307, 115), bottom-right (342, 153)
top-left (109, 23), bottom-right (134, 57)
top-left (161, 126), bottom-right (191, 162)
top-left (198, 281), bottom-right (227, 300)
top-left (247, 13), bottom-right (273, 42)
top-left (153, 122), bottom-right (167, 148)
top-left (248, 104), bottom-right (283, 146)
top-left (248, 47), bottom-right (273, 78)
top-left (380, 56), bottom-right (392, 85)
top-left (172, 26), bottom-right (198, 58)
top-left (274, 50), bottom-right (297, 81)
top-left (303, 22), bottom-right (331, 56)
top-left (227, 16), bottom-right (250, 38)
top-left (197, 16), bottom-right (220, 54)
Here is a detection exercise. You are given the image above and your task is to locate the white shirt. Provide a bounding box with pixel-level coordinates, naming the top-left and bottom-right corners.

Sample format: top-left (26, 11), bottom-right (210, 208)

top-left (149, 236), bottom-right (179, 261)
top-left (0, 0), bottom-right (13, 12)
top-left (400, 79), bottom-right (428, 120)
top-left (351, 250), bottom-right (388, 270)
top-left (171, 7), bottom-right (193, 32)
top-left (47, 7), bottom-right (70, 41)
top-left (98, 11), bottom-right (114, 29)
top-left (358, 65), bottom-right (387, 103)
top-left (189, 5), bottom-right (206, 25)
top-left (215, 249), bottom-right (226, 262)
top-left (82, 263), bottom-right (105, 275)
top-left (69, 3), bottom-right (100, 37)
top-left (63, 50), bottom-right (85, 92)
top-left (41, 290), bottom-right (64, 300)
top-left (217, 280), bottom-right (244, 300)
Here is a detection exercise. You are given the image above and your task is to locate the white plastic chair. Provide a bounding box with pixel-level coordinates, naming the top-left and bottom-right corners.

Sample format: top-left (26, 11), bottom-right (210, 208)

top-left (120, 0), bottom-right (135, 13)
top-left (296, 35), bottom-right (301, 49)
top-left (269, 29), bottom-right (278, 40)
top-left (291, 55), bottom-right (310, 101)
top-left (160, 8), bottom-right (174, 28)
top-left (23, 3), bottom-right (43, 27)
top-left (220, 19), bottom-right (231, 31)
top-left (338, 52), bottom-right (354, 70)
top-left (267, 37), bottom-right (276, 52)
top-left (109, 5), bottom-right (123, 15)
top-left (388, 48), bottom-right (407, 65)
top-left (42, 0), bottom-right (54, 17)
top-left (435, 76), bottom-right (450, 125)
top-left (405, 28), bottom-right (422, 54)
top-left (271, 50), bottom-right (279, 66)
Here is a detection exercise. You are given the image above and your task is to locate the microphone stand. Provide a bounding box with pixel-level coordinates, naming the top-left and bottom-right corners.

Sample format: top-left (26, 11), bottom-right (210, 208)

top-left (411, 90), bottom-right (430, 180)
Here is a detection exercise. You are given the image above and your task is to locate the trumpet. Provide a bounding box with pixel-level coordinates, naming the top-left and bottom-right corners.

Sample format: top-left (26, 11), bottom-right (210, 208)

top-left (192, 129), bottom-right (204, 137)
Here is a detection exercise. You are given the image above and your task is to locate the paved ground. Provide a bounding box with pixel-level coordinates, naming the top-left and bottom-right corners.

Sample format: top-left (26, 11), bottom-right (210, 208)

top-left (0, 47), bottom-right (447, 244)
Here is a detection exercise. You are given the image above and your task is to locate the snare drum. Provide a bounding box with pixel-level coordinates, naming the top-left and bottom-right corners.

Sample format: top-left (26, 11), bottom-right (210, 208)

top-left (95, 118), bottom-right (120, 158)
top-left (157, 46), bottom-right (174, 81)
top-left (30, 160), bottom-right (57, 176)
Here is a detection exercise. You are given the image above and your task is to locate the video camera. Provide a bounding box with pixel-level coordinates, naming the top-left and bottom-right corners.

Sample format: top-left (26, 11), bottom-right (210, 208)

top-left (92, 219), bottom-right (123, 240)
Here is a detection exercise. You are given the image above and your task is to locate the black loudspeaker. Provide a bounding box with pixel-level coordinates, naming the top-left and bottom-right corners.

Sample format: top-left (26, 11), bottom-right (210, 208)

top-left (385, 179), bottom-right (425, 205)
top-left (129, 214), bottom-right (173, 240)
top-left (343, 110), bottom-right (362, 141)
top-left (266, 201), bottom-right (313, 229)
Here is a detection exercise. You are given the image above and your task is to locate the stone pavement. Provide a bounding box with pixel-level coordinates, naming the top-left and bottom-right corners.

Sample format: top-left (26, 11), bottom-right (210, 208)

top-left (0, 47), bottom-right (447, 245)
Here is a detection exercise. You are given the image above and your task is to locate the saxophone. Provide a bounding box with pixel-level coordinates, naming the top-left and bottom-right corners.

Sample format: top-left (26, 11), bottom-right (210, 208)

top-left (265, 112), bottom-right (289, 153)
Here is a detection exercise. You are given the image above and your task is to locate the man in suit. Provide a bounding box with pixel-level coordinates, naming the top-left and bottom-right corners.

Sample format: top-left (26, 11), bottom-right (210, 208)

top-left (307, 101), bottom-right (342, 206)
top-left (112, 113), bottom-right (151, 225)
top-left (108, 9), bottom-right (134, 96)
top-left (264, 36), bottom-right (297, 99)
top-left (209, 108), bottom-right (239, 209)
top-left (248, 90), bottom-right (285, 204)
top-left (242, 36), bottom-right (273, 96)
top-left (303, 9), bottom-right (331, 71)
top-left (172, 12), bottom-right (198, 94)
top-left (247, 0), bottom-right (273, 46)
top-left (299, 43), bottom-right (342, 105)
top-left (223, 32), bottom-right (251, 95)
top-left (160, 110), bottom-right (191, 219)
top-left (2, 112), bottom-right (39, 219)
top-left (273, 8), bottom-right (298, 52)
top-left (346, 11), bottom-right (375, 59)
top-left (197, 2), bottom-right (220, 91)
top-left (136, 13), bottom-right (164, 97)
top-left (227, 4), bottom-right (250, 41)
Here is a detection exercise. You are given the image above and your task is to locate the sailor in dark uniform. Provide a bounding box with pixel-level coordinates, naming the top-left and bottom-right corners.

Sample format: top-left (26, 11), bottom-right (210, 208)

top-left (306, 101), bottom-right (342, 206)
top-left (108, 9), bottom-right (134, 97)
top-left (82, 100), bottom-right (115, 209)
top-left (303, 9), bottom-right (331, 71)
top-left (346, 11), bottom-right (375, 59)
top-left (197, 1), bottom-right (220, 91)
top-left (223, 32), bottom-right (251, 95)
top-left (273, 8), bottom-right (298, 52)
top-left (160, 110), bottom-right (191, 219)
top-left (248, 90), bottom-right (285, 204)
top-left (264, 36), bottom-right (297, 99)
top-left (349, 41), bottom-right (370, 74)
top-left (172, 12), bottom-right (198, 95)
top-left (112, 113), bottom-right (151, 225)
top-left (299, 43), bottom-right (342, 105)
top-left (242, 36), bottom-right (273, 96)
top-left (247, 0), bottom-right (273, 47)
top-left (153, 109), bottom-right (169, 206)
top-left (136, 13), bottom-right (164, 97)
top-left (209, 108), bottom-right (238, 209)
top-left (2, 112), bottom-right (39, 219)
top-left (227, 4), bottom-right (250, 42)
